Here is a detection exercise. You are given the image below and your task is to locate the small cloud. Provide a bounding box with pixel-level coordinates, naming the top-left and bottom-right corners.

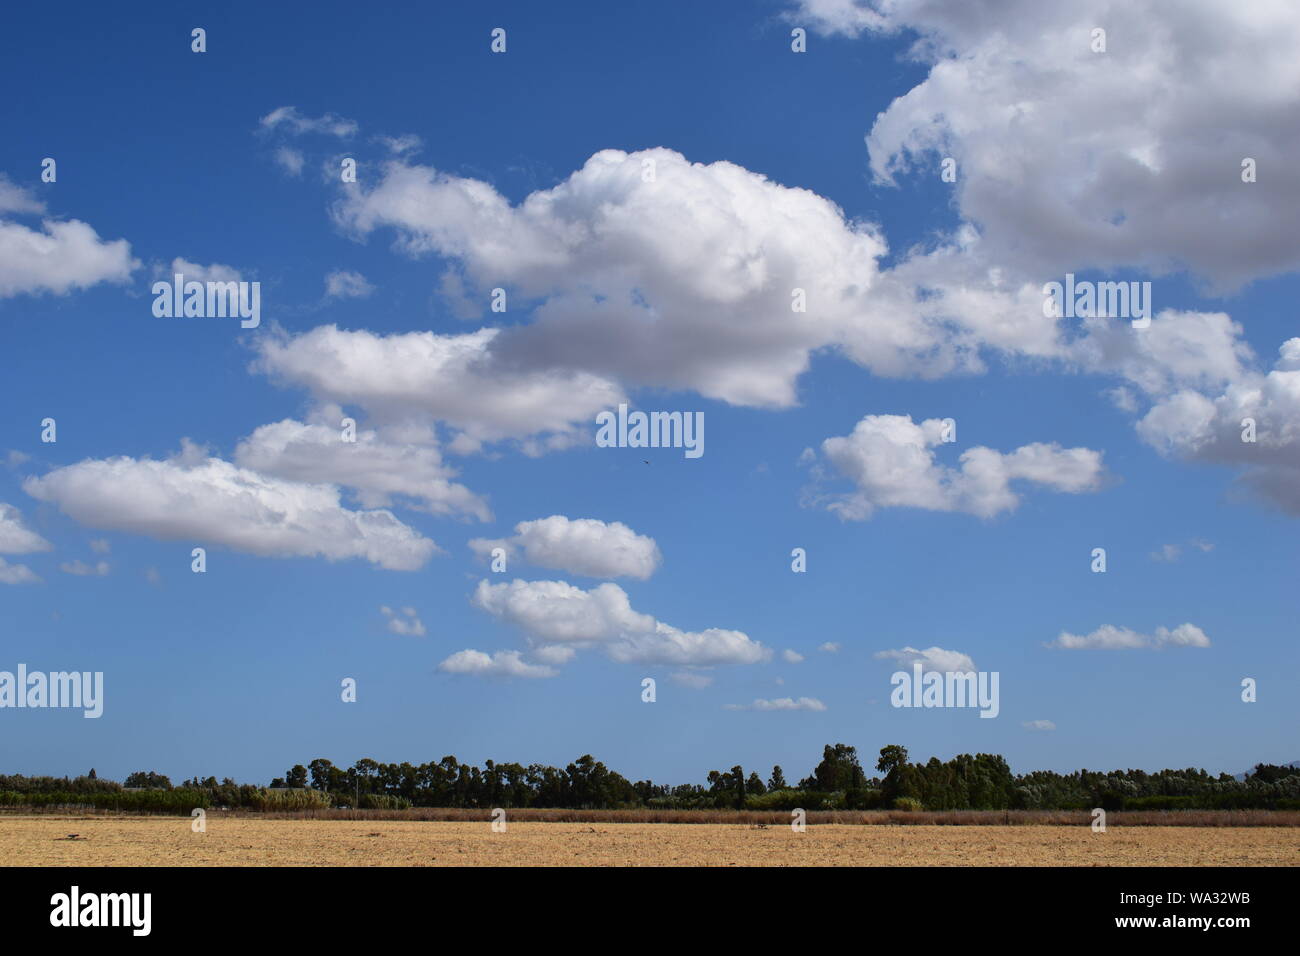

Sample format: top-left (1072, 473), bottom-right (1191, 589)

top-left (819, 642), bottom-right (841, 653)
top-left (726, 697), bottom-right (826, 712)
top-left (274, 146), bottom-right (305, 177)
top-left (875, 645), bottom-right (975, 673)
top-left (671, 671), bottom-right (713, 690)
top-left (782, 649), bottom-right (804, 664)
top-left (1023, 719), bottom-right (1056, 731)
top-left (5, 450), bottom-right (31, 468)
top-left (60, 560), bottom-right (110, 577)
top-left (1047, 622), bottom-right (1211, 650)
top-left (259, 106), bottom-right (357, 138)
top-left (89, 538), bottom-right (111, 554)
top-left (380, 605), bottom-right (426, 637)
top-left (325, 270), bottom-right (374, 299)
top-left (374, 133), bottom-right (422, 156)
top-left (437, 649), bottom-right (556, 679)
top-left (0, 557), bottom-right (40, 585)
top-left (1104, 386), bottom-right (1139, 413)
top-left (1151, 544), bottom-right (1182, 562)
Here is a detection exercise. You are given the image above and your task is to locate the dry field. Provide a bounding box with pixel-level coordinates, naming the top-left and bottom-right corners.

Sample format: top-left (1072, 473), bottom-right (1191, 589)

top-left (3, 814), bottom-right (1298, 866)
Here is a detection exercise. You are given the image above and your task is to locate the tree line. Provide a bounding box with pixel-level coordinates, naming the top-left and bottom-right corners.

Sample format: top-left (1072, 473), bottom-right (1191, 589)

top-left (2, 745), bottom-right (1297, 813)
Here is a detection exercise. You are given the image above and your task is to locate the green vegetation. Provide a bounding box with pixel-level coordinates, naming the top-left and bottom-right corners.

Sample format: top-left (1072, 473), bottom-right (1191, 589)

top-left (2, 746), bottom-right (1297, 814)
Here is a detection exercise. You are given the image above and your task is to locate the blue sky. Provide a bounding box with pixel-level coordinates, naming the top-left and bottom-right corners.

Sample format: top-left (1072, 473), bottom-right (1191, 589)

top-left (1, 0), bottom-right (1296, 786)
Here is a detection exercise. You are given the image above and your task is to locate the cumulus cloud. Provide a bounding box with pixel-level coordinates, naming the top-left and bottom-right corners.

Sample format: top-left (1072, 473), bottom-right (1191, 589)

top-left (819, 642), bottom-right (841, 653)
top-left (725, 697), bottom-right (827, 712)
top-left (0, 212), bottom-right (136, 298)
top-left (24, 443), bottom-right (437, 571)
top-left (324, 270), bottom-right (373, 299)
top-left (1047, 622), bottom-right (1211, 650)
top-left (164, 257), bottom-right (243, 283)
top-left (469, 515), bottom-right (660, 579)
top-left (235, 416), bottom-right (490, 521)
top-left (816, 414), bottom-right (1106, 519)
top-left (1023, 720), bottom-right (1057, 732)
top-left (380, 605), bottom-right (425, 636)
top-left (0, 503), bottom-right (52, 554)
top-left (793, 0), bottom-right (1300, 290)
top-left (782, 649), bottom-right (805, 663)
top-left (875, 645), bottom-right (976, 673)
top-left (471, 578), bottom-right (769, 667)
top-left (331, 148), bottom-right (986, 408)
top-left (437, 648), bottom-right (557, 679)
top-left (1134, 338), bottom-right (1300, 513)
top-left (252, 324), bottom-right (625, 452)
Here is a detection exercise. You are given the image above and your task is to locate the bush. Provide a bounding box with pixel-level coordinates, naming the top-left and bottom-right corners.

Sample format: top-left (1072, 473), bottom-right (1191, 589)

top-left (893, 796), bottom-right (924, 812)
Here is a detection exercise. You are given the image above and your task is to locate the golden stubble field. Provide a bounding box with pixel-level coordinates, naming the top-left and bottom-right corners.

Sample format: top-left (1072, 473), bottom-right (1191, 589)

top-left (4, 815), bottom-right (1298, 866)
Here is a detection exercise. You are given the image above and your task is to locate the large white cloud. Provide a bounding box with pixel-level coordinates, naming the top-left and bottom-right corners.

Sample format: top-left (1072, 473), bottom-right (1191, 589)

top-left (235, 416), bottom-right (490, 521)
top-left (252, 324), bottom-right (624, 452)
top-left (815, 414), bottom-right (1106, 519)
top-left (794, 0), bottom-right (1300, 290)
top-left (469, 515), bottom-right (660, 579)
top-left (332, 149), bottom-right (977, 407)
top-left (23, 444), bottom-right (436, 570)
top-left (471, 578), bottom-right (769, 667)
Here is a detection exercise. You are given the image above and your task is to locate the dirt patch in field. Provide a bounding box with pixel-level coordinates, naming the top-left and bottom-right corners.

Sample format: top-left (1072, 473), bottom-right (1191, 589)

top-left (3, 816), bottom-right (1297, 866)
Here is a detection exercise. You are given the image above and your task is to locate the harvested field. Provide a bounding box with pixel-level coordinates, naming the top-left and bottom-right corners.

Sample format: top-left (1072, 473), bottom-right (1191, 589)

top-left (3, 814), bottom-right (1297, 866)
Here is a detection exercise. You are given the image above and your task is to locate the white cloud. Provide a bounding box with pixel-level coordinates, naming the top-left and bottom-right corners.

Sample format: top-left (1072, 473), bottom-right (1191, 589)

top-left (380, 605), bottom-right (426, 636)
top-left (782, 649), bottom-right (805, 663)
top-left (875, 645), bottom-right (976, 673)
top-left (324, 270), bottom-right (374, 299)
top-left (726, 697), bottom-right (826, 712)
top-left (0, 503), bottom-right (52, 554)
top-left (234, 416), bottom-right (490, 521)
top-left (24, 443), bottom-right (437, 571)
top-left (260, 106), bottom-right (358, 138)
top-left (0, 175), bottom-right (45, 216)
top-left (332, 149), bottom-right (983, 408)
top-left (0, 215), bottom-right (136, 298)
top-left (437, 649), bottom-right (556, 679)
top-left (819, 641), bottom-right (841, 653)
top-left (471, 578), bottom-right (769, 667)
top-left (797, 0), bottom-right (1300, 290)
top-left (1023, 720), bottom-right (1057, 732)
top-left (60, 559), bottom-right (110, 576)
top-left (252, 324), bottom-right (625, 452)
top-left (163, 257), bottom-right (244, 283)
top-left (88, 538), bottom-right (110, 554)
top-left (1135, 338), bottom-right (1300, 514)
top-left (817, 414), bottom-right (1106, 519)
top-left (1048, 622), bottom-right (1211, 650)
top-left (469, 515), bottom-right (660, 579)
top-left (0, 557), bottom-right (39, 585)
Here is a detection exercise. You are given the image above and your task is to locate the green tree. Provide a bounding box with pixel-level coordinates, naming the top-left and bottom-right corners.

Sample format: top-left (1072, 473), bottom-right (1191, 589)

top-left (767, 765), bottom-right (787, 791)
